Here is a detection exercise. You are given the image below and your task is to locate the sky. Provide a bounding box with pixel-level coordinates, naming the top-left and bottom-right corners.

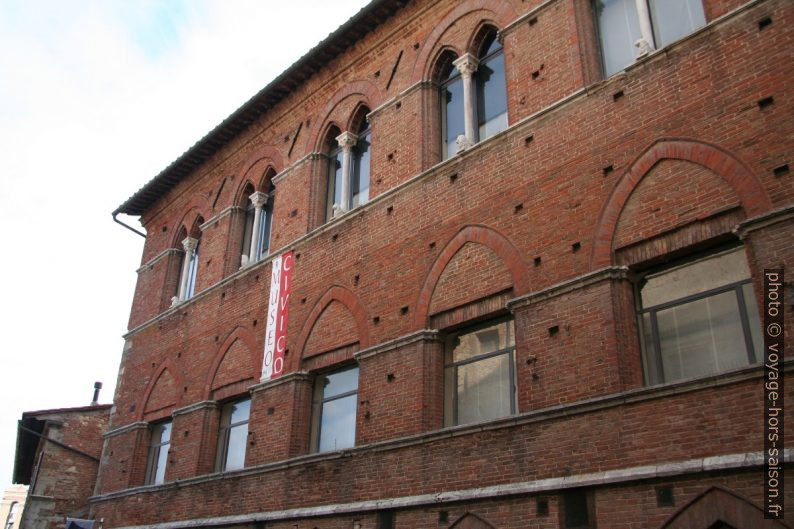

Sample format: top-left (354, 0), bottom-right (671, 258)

top-left (0, 0), bottom-right (371, 488)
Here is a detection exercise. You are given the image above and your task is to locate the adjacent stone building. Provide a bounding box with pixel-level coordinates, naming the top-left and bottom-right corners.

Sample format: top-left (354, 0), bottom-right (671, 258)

top-left (0, 485), bottom-right (27, 529)
top-left (98, 0), bottom-right (793, 527)
top-left (13, 406), bottom-right (110, 529)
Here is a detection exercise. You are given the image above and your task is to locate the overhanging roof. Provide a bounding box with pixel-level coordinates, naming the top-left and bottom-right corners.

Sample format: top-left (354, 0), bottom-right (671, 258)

top-left (114, 0), bottom-right (408, 218)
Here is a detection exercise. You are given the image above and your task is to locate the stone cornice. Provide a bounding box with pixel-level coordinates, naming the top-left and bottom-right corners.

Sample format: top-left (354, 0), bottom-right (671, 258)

top-left (354, 330), bottom-right (441, 361)
top-left (172, 401), bottom-right (218, 417)
top-left (103, 421), bottom-right (149, 439)
top-left (200, 206), bottom-right (244, 231)
top-left (507, 266), bottom-right (629, 312)
top-left (249, 371), bottom-right (312, 394)
top-left (734, 203), bottom-right (794, 240)
top-left (136, 248), bottom-right (181, 274)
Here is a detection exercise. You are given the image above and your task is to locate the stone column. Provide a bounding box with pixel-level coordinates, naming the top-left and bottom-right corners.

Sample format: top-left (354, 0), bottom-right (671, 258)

top-left (335, 131), bottom-right (358, 214)
top-left (634, 0), bottom-right (655, 56)
top-left (246, 191), bottom-right (269, 265)
top-left (452, 53), bottom-right (479, 151)
top-left (173, 236), bottom-right (198, 305)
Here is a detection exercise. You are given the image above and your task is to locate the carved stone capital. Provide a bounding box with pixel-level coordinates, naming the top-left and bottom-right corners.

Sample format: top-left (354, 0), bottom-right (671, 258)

top-left (336, 131), bottom-right (359, 151)
top-left (453, 53), bottom-right (479, 78)
top-left (181, 236), bottom-right (198, 253)
top-left (249, 191), bottom-right (269, 209)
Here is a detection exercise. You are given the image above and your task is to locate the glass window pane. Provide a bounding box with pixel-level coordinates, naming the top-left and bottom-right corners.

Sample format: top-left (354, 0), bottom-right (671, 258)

top-left (476, 52), bottom-right (508, 140)
top-left (154, 444), bottom-right (168, 484)
top-left (639, 312), bottom-right (662, 384)
top-left (596, 0), bottom-right (642, 76)
top-left (742, 282), bottom-right (763, 360)
top-left (228, 399), bottom-right (251, 425)
top-left (449, 319), bottom-right (515, 363)
top-left (257, 196), bottom-right (273, 258)
top-left (323, 366), bottom-right (359, 398)
top-left (649, 0), bottom-right (706, 48)
top-left (351, 130), bottom-right (371, 208)
top-left (224, 422), bottom-right (249, 471)
top-left (326, 149), bottom-right (344, 219)
top-left (319, 393), bottom-right (357, 451)
top-left (656, 291), bottom-right (749, 381)
top-left (442, 75), bottom-right (464, 159)
top-left (185, 243), bottom-right (199, 299)
top-left (456, 352), bottom-right (513, 425)
top-left (641, 248), bottom-right (750, 308)
top-left (241, 204), bottom-right (254, 258)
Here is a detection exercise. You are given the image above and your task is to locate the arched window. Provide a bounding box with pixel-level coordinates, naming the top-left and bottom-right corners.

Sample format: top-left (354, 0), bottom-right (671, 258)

top-left (240, 172), bottom-right (275, 268)
top-left (437, 28), bottom-right (509, 160)
top-left (325, 111), bottom-right (371, 222)
top-left (171, 216), bottom-right (203, 306)
top-left (475, 30), bottom-right (508, 140)
top-left (439, 53), bottom-right (464, 160)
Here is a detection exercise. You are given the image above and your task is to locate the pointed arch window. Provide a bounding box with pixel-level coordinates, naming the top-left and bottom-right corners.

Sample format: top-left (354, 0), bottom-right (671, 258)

top-left (439, 28), bottom-right (508, 160)
top-left (171, 219), bottom-right (202, 306)
top-left (325, 110), bottom-right (372, 221)
top-left (240, 179), bottom-right (275, 268)
top-left (351, 118), bottom-right (371, 209)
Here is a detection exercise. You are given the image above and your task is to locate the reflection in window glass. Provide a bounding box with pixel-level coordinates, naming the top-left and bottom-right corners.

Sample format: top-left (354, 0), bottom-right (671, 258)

top-left (441, 65), bottom-right (465, 160)
top-left (185, 241), bottom-right (199, 299)
top-left (595, 0), bottom-right (642, 76)
top-left (444, 318), bottom-right (516, 426)
top-left (649, 0), bottom-right (705, 48)
top-left (326, 148), bottom-right (344, 220)
top-left (637, 247), bottom-right (761, 385)
top-left (146, 421), bottom-right (172, 485)
top-left (314, 366), bottom-right (358, 452)
top-left (217, 398), bottom-right (251, 472)
top-left (476, 34), bottom-right (508, 140)
top-left (351, 128), bottom-right (371, 208)
top-left (256, 193), bottom-right (274, 260)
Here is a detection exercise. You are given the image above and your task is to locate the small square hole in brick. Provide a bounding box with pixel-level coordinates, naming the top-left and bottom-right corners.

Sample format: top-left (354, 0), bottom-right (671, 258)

top-left (534, 256), bottom-right (541, 266)
top-left (514, 203), bottom-right (524, 213)
top-left (758, 96), bottom-right (774, 109)
top-left (572, 242), bottom-right (581, 252)
top-left (656, 486), bottom-right (674, 507)
top-left (758, 16), bottom-right (772, 30)
top-left (524, 134), bottom-right (534, 145)
top-left (773, 164), bottom-right (789, 177)
top-left (603, 165), bottom-right (614, 176)
top-left (438, 511), bottom-right (449, 524)
top-left (548, 325), bottom-right (559, 336)
top-left (613, 90), bottom-right (624, 101)
top-left (267, 407), bottom-right (275, 415)
top-left (528, 16), bottom-right (537, 26)
top-left (373, 316), bottom-right (380, 324)
top-left (400, 306), bottom-right (409, 315)
top-left (387, 373), bottom-right (395, 383)
top-left (536, 497), bottom-right (549, 516)
top-left (449, 172), bottom-right (458, 183)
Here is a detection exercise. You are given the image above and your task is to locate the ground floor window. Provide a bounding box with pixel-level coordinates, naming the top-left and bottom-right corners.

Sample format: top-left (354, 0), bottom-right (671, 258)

top-left (636, 246), bottom-right (763, 384)
top-left (444, 317), bottom-right (516, 426)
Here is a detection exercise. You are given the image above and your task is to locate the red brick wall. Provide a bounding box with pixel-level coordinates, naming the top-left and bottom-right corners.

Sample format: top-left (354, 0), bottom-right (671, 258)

top-left (100, 0), bottom-right (794, 527)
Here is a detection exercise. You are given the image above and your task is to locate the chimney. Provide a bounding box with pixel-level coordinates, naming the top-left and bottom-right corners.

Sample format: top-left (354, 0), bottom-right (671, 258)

top-left (91, 381), bottom-right (103, 406)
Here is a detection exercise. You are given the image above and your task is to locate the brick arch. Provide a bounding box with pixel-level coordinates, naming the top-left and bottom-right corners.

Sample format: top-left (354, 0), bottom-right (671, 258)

top-left (410, 0), bottom-right (518, 83)
top-left (292, 285), bottom-right (370, 367)
top-left (414, 225), bottom-right (529, 328)
top-left (450, 512), bottom-right (497, 529)
top-left (660, 486), bottom-right (792, 528)
top-left (229, 145), bottom-right (284, 198)
top-left (203, 326), bottom-right (259, 400)
top-left (591, 138), bottom-right (772, 268)
top-left (170, 195), bottom-right (211, 247)
top-left (304, 80), bottom-right (383, 153)
top-left (137, 360), bottom-right (183, 421)
top-left (234, 179), bottom-right (256, 207)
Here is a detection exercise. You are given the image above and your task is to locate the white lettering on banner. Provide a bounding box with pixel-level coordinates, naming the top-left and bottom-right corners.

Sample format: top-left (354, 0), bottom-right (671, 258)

top-left (261, 251), bottom-right (293, 380)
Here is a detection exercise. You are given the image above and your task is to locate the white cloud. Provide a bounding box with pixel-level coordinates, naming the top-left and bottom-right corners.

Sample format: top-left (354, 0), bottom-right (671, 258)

top-left (0, 0), bottom-right (369, 485)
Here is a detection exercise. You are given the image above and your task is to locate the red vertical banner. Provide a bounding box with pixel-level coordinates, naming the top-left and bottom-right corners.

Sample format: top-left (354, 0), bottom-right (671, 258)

top-left (261, 251), bottom-right (293, 380)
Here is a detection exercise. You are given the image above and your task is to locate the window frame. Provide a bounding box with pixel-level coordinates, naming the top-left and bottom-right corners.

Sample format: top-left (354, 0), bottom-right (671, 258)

top-left (215, 397), bottom-right (251, 472)
top-left (634, 246), bottom-right (761, 385)
top-left (144, 420), bottom-right (172, 486)
top-left (443, 316), bottom-right (517, 427)
top-left (311, 364), bottom-right (359, 453)
top-left (593, 0), bottom-right (706, 77)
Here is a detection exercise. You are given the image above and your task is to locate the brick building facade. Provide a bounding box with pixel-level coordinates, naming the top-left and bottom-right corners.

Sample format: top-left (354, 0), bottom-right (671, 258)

top-left (98, 0), bottom-right (793, 527)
